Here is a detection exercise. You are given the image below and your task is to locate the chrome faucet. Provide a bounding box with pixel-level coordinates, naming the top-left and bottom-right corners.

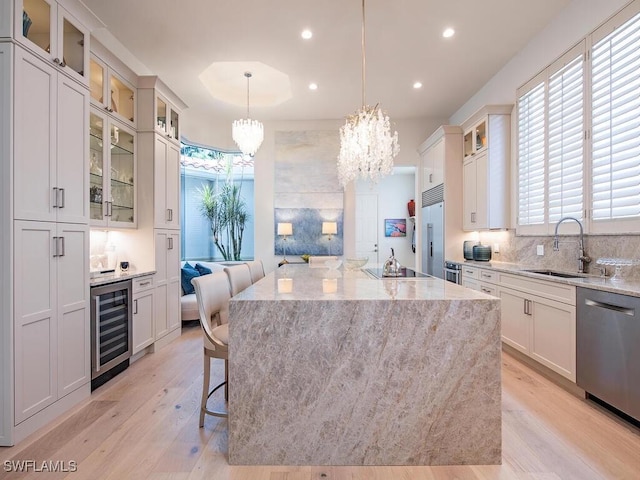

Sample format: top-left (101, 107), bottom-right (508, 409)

top-left (553, 217), bottom-right (591, 273)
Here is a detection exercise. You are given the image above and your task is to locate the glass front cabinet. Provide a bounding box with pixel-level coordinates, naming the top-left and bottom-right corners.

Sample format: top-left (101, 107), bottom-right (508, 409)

top-left (16, 0), bottom-right (89, 85)
top-left (90, 110), bottom-right (136, 228)
top-left (89, 55), bottom-right (136, 127)
top-left (155, 93), bottom-right (180, 143)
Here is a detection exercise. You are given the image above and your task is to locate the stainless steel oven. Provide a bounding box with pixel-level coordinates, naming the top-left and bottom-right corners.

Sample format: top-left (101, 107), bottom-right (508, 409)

top-left (90, 280), bottom-right (132, 390)
top-left (444, 261), bottom-right (462, 284)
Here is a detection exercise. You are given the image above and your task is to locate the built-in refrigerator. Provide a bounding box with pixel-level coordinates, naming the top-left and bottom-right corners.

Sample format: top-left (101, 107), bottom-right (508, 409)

top-left (421, 185), bottom-right (444, 279)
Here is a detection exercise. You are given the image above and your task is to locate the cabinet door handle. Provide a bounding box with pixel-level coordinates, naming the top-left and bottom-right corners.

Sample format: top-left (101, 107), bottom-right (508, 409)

top-left (133, 299), bottom-right (138, 315)
top-left (523, 299), bottom-right (528, 315)
top-left (169, 209), bottom-right (173, 221)
top-left (58, 188), bottom-right (65, 208)
top-left (52, 236), bottom-right (59, 257)
top-left (471, 212), bottom-right (476, 223)
top-left (168, 237), bottom-right (173, 250)
top-left (429, 173), bottom-right (433, 183)
top-left (108, 201), bottom-right (113, 217)
top-left (481, 287), bottom-right (492, 294)
top-left (53, 187), bottom-right (59, 208)
top-left (139, 281), bottom-right (151, 287)
top-left (58, 236), bottom-right (65, 257)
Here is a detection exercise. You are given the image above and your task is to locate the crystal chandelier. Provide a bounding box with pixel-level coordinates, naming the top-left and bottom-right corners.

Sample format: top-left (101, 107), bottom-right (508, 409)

top-left (337, 0), bottom-right (399, 186)
top-left (232, 72), bottom-right (264, 157)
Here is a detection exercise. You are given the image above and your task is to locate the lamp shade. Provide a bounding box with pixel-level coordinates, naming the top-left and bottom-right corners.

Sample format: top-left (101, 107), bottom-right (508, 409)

top-left (322, 222), bottom-right (337, 235)
top-left (277, 222), bottom-right (293, 236)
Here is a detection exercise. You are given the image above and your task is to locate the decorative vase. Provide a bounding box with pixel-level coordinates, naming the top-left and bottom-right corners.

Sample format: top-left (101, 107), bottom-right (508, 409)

top-left (407, 199), bottom-right (415, 217)
top-left (22, 11), bottom-right (32, 37)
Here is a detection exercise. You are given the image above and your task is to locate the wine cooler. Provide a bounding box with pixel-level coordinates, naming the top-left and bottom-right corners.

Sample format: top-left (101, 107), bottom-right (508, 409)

top-left (90, 280), bottom-right (133, 390)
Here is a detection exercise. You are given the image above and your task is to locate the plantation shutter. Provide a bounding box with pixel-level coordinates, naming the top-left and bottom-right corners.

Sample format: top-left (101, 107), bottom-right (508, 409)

top-left (591, 9), bottom-right (640, 227)
top-left (548, 52), bottom-right (584, 223)
top-left (517, 80), bottom-right (546, 227)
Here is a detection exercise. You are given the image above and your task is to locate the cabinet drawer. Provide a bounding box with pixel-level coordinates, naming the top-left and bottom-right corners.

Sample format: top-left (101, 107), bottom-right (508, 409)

top-left (478, 269), bottom-right (498, 284)
top-left (462, 265), bottom-right (479, 279)
top-left (133, 275), bottom-right (154, 293)
top-left (498, 272), bottom-right (575, 305)
top-left (479, 283), bottom-right (497, 296)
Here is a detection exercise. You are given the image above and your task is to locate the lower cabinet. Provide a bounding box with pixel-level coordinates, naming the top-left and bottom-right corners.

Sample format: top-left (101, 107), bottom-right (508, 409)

top-left (13, 221), bottom-right (89, 424)
top-left (132, 274), bottom-right (155, 354)
top-left (500, 282), bottom-right (576, 382)
top-left (154, 230), bottom-right (181, 340)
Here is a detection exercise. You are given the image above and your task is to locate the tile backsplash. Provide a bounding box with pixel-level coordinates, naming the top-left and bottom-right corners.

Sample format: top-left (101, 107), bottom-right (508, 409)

top-left (478, 230), bottom-right (640, 280)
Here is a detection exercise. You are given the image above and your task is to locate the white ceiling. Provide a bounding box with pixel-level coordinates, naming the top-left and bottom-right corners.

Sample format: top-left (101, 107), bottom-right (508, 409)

top-left (80, 0), bottom-right (571, 123)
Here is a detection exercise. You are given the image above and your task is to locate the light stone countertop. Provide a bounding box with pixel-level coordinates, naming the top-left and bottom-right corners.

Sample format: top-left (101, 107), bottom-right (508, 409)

top-left (228, 263), bottom-right (501, 466)
top-left (89, 270), bottom-right (155, 287)
top-left (231, 263), bottom-right (494, 302)
top-left (457, 260), bottom-right (640, 298)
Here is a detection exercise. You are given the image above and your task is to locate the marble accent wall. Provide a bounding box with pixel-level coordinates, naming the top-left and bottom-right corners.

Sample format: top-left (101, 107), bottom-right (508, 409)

top-left (478, 230), bottom-right (640, 280)
top-left (274, 131), bottom-right (344, 255)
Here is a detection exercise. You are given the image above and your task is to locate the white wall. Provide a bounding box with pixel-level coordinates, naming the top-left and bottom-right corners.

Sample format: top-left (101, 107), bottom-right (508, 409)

top-left (182, 111), bottom-right (445, 272)
top-left (450, 0), bottom-right (629, 125)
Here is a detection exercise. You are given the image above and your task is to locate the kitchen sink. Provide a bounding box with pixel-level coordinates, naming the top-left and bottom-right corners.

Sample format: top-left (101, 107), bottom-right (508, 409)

top-left (522, 269), bottom-right (586, 279)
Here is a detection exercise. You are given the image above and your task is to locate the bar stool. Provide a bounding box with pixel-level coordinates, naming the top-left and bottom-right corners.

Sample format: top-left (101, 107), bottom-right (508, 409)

top-left (244, 259), bottom-right (265, 283)
top-left (224, 264), bottom-right (253, 296)
top-left (191, 271), bottom-right (231, 425)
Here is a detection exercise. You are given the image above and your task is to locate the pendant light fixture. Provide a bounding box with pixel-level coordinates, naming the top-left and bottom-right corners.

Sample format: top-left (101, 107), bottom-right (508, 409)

top-left (232, 71), bottom-right (264, 157)
top-left (337, 0), bottom-right (399, 186)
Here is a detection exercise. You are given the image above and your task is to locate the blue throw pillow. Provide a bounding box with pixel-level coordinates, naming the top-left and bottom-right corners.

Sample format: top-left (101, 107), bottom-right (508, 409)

top-left (195, 263), bottom-right (212, 276)
top-left (181, 263), bottom-right (200, 295)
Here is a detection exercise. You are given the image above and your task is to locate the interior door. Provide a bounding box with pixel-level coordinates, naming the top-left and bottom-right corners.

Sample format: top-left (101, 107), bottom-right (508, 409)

top-left (355, 193), bottom-right (378, 265)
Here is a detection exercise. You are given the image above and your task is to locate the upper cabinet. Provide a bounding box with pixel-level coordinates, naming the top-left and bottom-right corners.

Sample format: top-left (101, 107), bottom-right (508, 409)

top-left (137, 76), bottom-right (186, 144)
top-left (462, 105), bottom-right (512, 231)
top-left (13, 47), bottom-right (88, 224)
top-left (155, 94), bottom-right (180, 142)
top-left (89, 109), bottom-right (136, 228)
top-left (14, 0), bottom-right (89, 85)
top-left (89, 55), bottom-right (136, 127)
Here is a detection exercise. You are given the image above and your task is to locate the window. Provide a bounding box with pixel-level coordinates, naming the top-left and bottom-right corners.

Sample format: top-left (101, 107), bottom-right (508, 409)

top-left (590, 6), bottom-right (640, 232)
top-left (517, 44), bottom-right (584, 234)
top-left (517, 0), bottom-right (640, 234)
top-left (180, 142), bottom-right (254, 261)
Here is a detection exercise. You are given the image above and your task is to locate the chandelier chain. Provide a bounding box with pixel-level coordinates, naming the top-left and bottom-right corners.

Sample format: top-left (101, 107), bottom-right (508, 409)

top-left (361, 0), bottom-right (366, 108)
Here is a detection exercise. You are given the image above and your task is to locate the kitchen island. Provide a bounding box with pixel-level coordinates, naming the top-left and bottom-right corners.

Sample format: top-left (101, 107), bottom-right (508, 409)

top-left (228, 265), bottom-right (501, 465)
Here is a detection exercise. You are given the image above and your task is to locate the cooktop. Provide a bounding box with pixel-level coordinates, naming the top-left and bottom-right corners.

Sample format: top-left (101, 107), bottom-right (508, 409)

top-left (365, 267), bottom-right (432, 279)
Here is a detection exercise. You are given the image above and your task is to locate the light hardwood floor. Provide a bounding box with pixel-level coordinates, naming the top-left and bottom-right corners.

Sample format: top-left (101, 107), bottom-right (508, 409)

top-left (1, 322), bottom-right (639, 479)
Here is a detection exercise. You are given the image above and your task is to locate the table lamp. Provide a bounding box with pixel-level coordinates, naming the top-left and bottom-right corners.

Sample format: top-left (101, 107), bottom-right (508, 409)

top-left (277, 222), bottom-right (293, 265)
top-left (322, 222), bottom-right (337, 255)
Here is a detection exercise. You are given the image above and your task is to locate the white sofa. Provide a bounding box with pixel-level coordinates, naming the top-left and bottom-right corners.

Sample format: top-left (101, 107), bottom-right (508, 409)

top-left (180, 261), bottom-right (228, 322)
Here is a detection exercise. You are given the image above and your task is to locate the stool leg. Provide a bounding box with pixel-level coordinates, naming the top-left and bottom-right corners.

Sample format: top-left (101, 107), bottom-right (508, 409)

top-left (200, 350), bottom-right (210, 427)
top-left (224, 359), bottom-right (229, 402)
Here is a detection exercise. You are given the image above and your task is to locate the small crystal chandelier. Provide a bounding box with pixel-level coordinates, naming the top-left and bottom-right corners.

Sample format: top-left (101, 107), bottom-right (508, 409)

top-left (232, 72), bottom-right (264, 157)
top-left (337, 0), bottom-right (399, 186)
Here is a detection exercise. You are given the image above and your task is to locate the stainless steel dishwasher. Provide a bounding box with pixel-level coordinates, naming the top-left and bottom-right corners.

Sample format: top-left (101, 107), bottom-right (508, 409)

top-left (576, 287), bottom-right (640, 423)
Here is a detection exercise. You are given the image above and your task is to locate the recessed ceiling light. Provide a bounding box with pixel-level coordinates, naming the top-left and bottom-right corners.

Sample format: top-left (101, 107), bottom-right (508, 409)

top-left (301, 29), bottom-right (313, 40)
top-left (442, 28), bottom-right (455, 38)
top-left (413, 82), bottom-right (423, 89)
top-left (309, 83), bottom-right (318, 90)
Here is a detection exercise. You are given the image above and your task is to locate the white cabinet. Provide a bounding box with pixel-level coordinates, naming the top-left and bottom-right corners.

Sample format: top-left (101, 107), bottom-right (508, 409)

top-left (154, 93), bottom-right (181, 142)
top-left (89, 53), bottom-right (136, 127)
top-left (462, 106), bottom-right (511, 231)
top-left (13, 220), bottom-right (89, 424)
top-left (153, 135), bottom-right (180, 229)
top-left (499, 273), bottom-right (577, 381)
top-left (422, 136), bottom-right (445, 190)
top-left (13, 47), bottom-right (88, 224)
top-left (154, 231), bottom-right (181, 340)
top-left (13, 0), bottom-right (89, 85)
top-left (137, 77), bottom-right (184, 231)
top-left (89, 109), bottom-right (136, 228)
top-left (132, 275), bottom-right (154, 354)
